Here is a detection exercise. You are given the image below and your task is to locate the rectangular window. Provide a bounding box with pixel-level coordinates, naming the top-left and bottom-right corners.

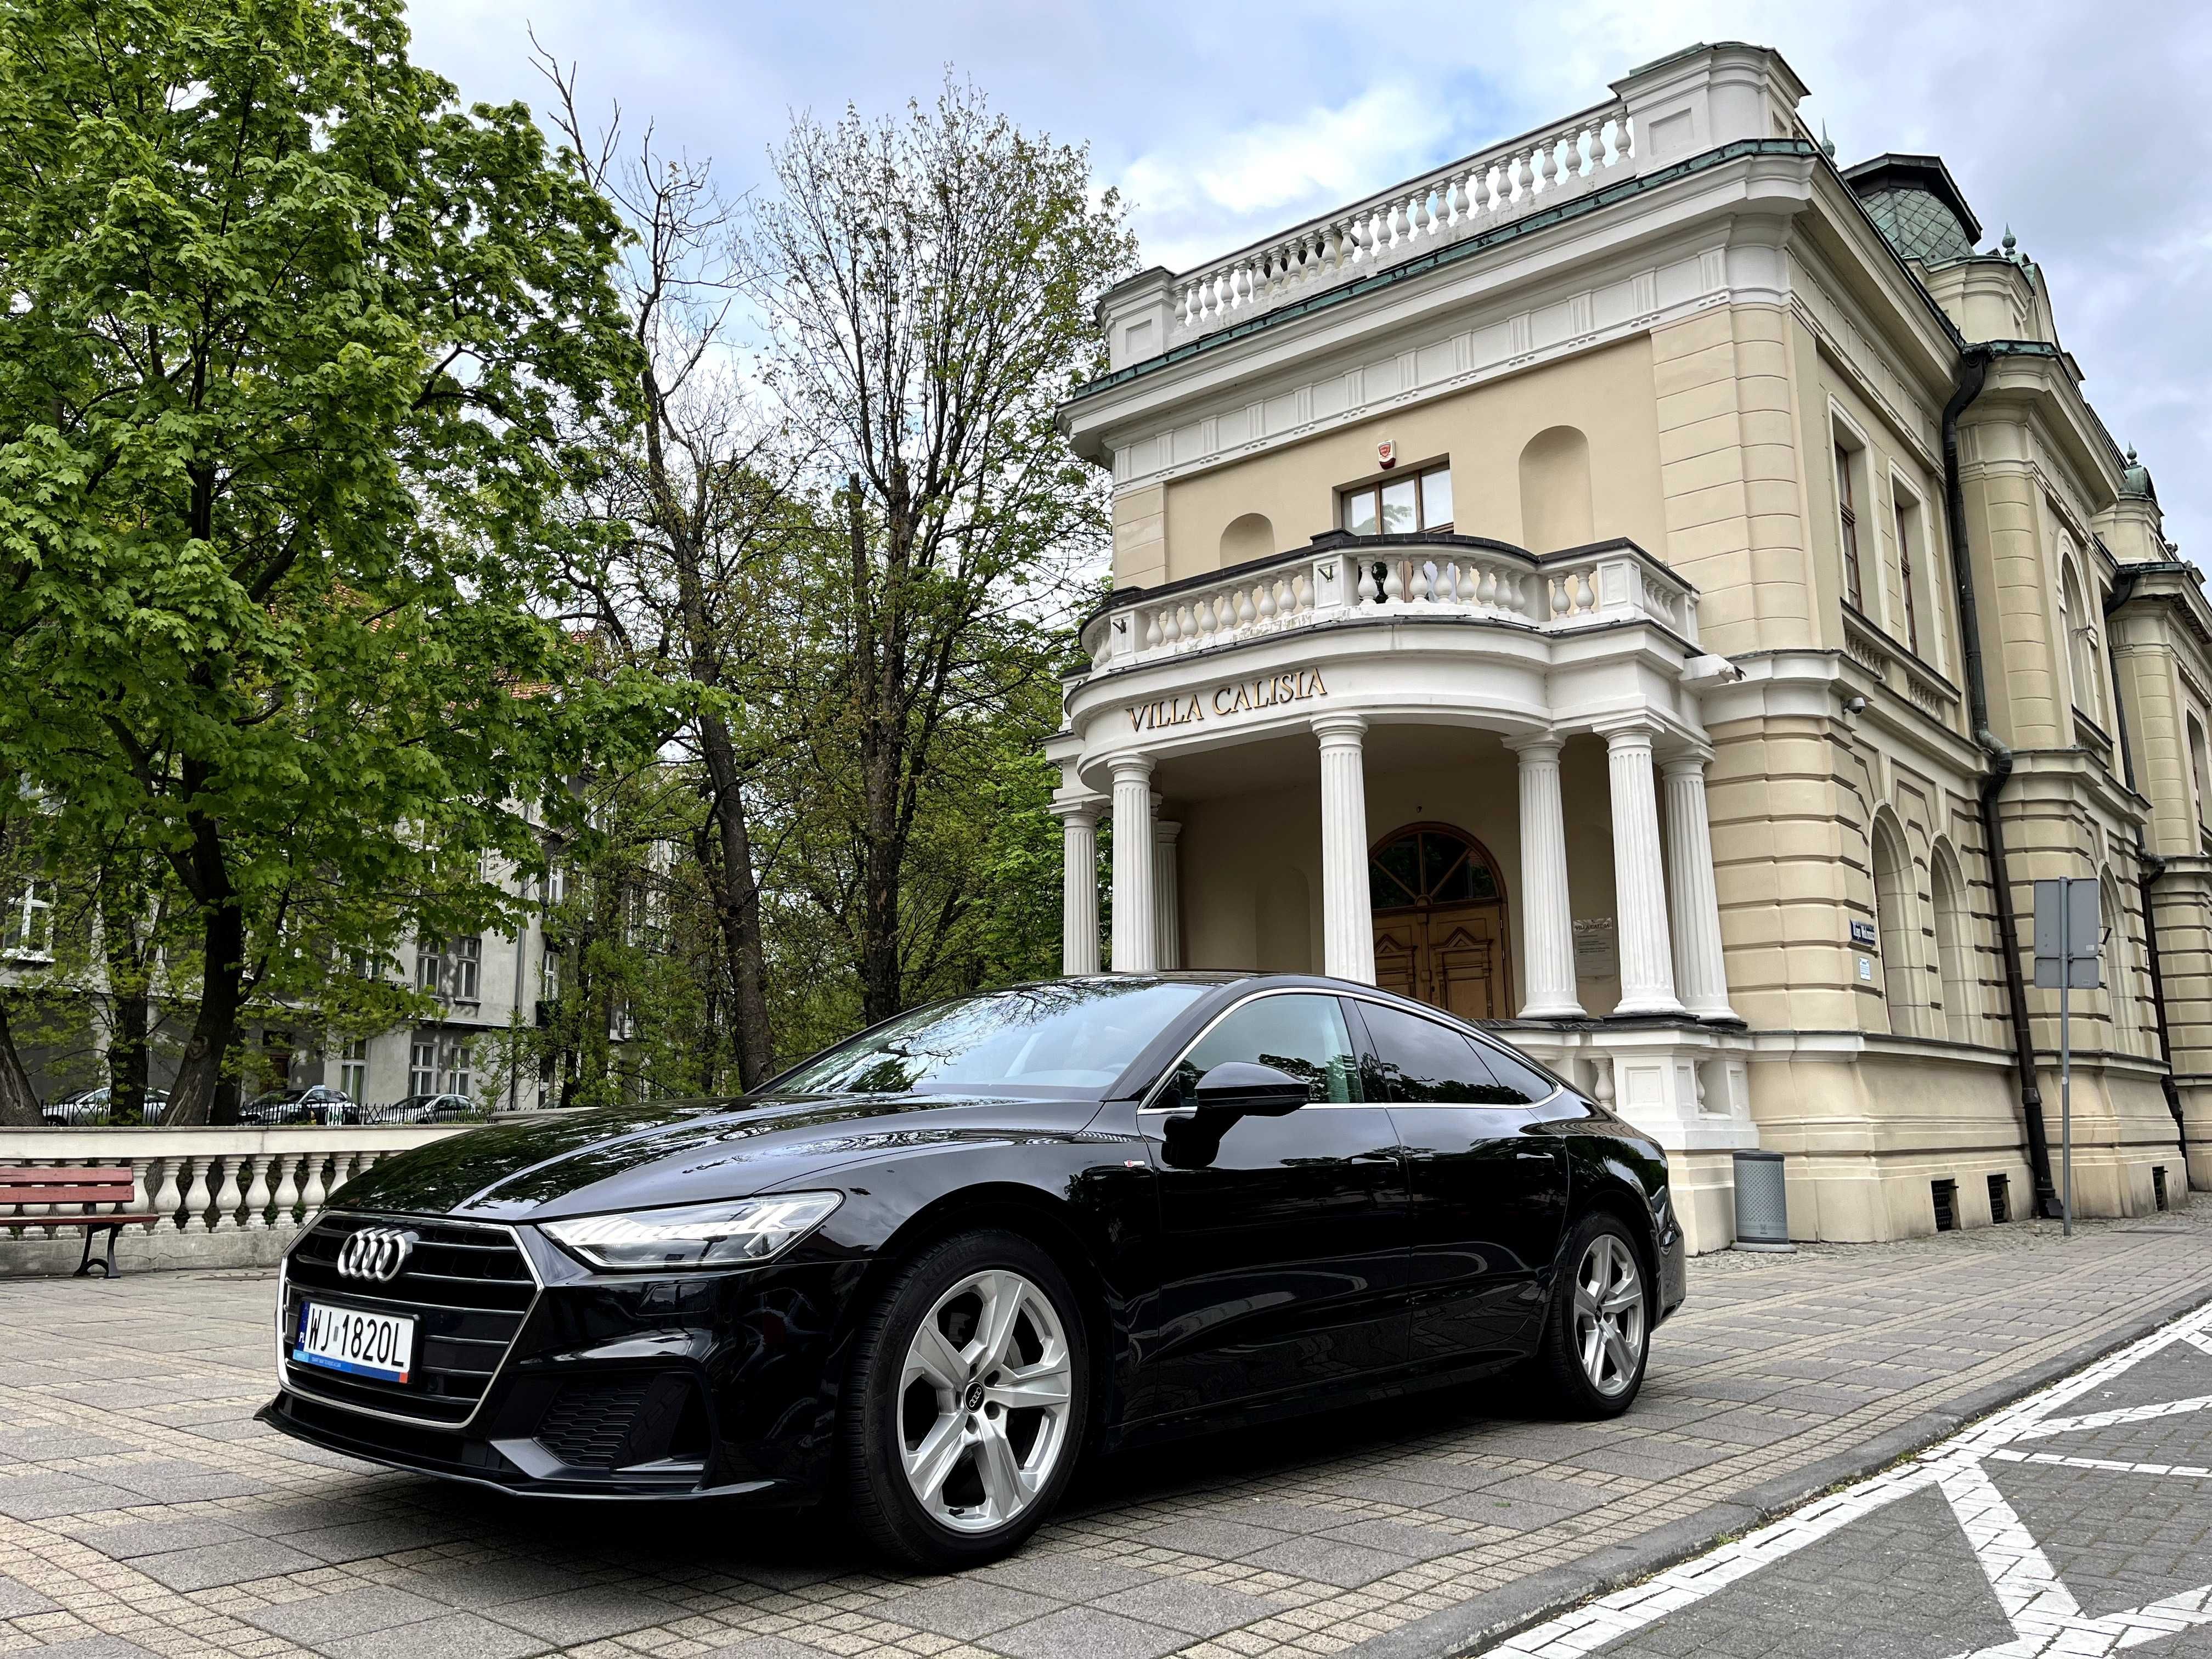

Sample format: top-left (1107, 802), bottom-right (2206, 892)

top-left (440, 1043), bottom-right (472, 1098)
top-left (1339, 462), bottom-right (1452, 537)
top-left (415, 934), bottom-right (445, 996)
top-left (544, 862), bottom-right (567, 908)
top-left (409, 1038), bottom-right (437, 1096)
top-left (450, 934), bottom-right (481, 1001)
top-left (340, 1039), bottom-right (368, 1101)
top-left (541, 946), bottom-right (560, 999)
top-left (1894, 494), bottom-right (1920, 654)
top-left (2, 881), bottom-right (54, 961)
top-left (1835, 443), bottom-right (1863, 611)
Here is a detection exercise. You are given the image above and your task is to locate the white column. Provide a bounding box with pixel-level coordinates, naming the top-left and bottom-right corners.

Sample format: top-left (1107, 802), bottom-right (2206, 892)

top-left (1053, 800), bottom-right (1102, 975)
top-left (1314, 715), bottom-right (1376, 984)
top-left (1154, 817), bottom-right (1182, 970)
top-left (1510, 736), bottom-right (1585, 1018)
top-left (1603, 723), bottom-right (1686, 1016)
top-left (1661, 752), bottom-right (1739, 1021)
top-left (1109, 757), bottom-right (1158, 973)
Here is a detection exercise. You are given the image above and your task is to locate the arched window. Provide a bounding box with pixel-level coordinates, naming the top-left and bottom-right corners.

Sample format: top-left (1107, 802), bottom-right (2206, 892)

top-left (1519, 426), bottom-right (1594, 552)
top-left (1220, 512), bottom-right (1275, 566)
top-left (2102, 870), bottom-right (2139, 1054)
top-left (2190, 713), bottom-right (2211, 829)
top-left (2061, 551), bottom-right (2106, 724)
top-left (1871, 813), bottom-right (1922, 1037)
top-left (1930, 841), bottom-right (1978, 1043)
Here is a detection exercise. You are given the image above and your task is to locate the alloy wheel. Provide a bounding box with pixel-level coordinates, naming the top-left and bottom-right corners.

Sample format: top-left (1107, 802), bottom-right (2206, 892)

top-left (898, 1267), bottom-right (1075, 1533)
top-left (1572, 1232), bottom-right (1646, 1397)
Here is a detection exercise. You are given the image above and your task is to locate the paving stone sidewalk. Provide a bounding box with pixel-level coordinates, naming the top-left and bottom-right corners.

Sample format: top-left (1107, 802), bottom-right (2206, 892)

top-left (2, 1203), bottom-right (2210, 1659)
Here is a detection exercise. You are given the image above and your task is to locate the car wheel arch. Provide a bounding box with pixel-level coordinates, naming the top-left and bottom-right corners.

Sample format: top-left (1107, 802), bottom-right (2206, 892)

top-left (842, 1182), bottom-right (1118, 1444)
top-left (1566, 1182), bottom-right (1663, 1316)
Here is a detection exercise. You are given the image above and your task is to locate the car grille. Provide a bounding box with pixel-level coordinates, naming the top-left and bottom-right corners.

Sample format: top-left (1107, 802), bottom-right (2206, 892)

top-left (282, 1213), bottom-right (537, 1426)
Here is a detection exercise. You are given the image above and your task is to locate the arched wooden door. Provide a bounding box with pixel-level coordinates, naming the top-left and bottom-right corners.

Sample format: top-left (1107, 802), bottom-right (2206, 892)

top-left (1369, 823), bottom-right (1512, 1020)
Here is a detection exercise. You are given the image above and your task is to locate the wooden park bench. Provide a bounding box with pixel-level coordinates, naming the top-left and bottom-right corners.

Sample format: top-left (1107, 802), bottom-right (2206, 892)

top-left (0, 1166), bottom-right (160, 1278)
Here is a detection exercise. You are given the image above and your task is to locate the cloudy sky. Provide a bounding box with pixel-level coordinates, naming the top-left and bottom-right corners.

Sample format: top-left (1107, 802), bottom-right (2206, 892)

top-left (407, 0), bottom-right (2212, 557)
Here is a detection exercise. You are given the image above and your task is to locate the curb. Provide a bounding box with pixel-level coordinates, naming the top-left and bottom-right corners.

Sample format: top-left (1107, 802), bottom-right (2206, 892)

top-left (1351, 1279), bottom-right (2212, 1659)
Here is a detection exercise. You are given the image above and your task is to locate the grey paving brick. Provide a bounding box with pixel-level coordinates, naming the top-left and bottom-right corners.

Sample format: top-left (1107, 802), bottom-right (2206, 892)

top-left (1132, 1515), bottom-right (1297, 1558)
top-left (697, 1641), bottom-right (839, 1659)
top-left (324, 1610), bottom-right (550, 1659)
top-left (241, 1585), bottom-right (449, 1644)
top-left (1317, 1516), bottom-right (1469, 1560)
top-left (1244, 1533), bottom-right (1415, 1587)
top-left (391, 1556), bottom-right (594, 1609)
top-left (285, 1514), bottom-right (464, 1563)
top-left (132, 1536), bottom-right (323, 1590)
top-left (66, 1516), bottom-right (251, 1559)
top-left (489, 1585), bottom-right (684, 1643)
top-left (870, 1579), bottom-right (1060, 1639)
top-left (11, 1639), bottom-right (166, 1659)
top-left (0, 1573), bottom-right (60, 1616)
top-left (993, 1605), bottom-right (1191, 1659)
top-left (974, 1554), bottom-right (1160, 1598)
top-left (1092, 1574), bottom-right (1278, 1635)
top-left (0, 1481), bottom-right (146, 1519)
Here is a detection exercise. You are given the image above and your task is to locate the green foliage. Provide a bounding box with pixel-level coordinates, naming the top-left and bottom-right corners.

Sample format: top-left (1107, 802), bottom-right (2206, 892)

top-left (0, 0), bottom-right (658, 1118)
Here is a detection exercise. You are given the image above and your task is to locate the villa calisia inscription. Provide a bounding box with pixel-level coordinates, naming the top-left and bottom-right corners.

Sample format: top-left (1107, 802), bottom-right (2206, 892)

top-left (1126, 668), bottom-right (1329, 732)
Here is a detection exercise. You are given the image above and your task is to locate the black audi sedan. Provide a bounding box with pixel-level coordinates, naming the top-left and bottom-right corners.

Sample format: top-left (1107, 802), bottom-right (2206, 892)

top-left (261, 974), bottom-right (1684, 1568)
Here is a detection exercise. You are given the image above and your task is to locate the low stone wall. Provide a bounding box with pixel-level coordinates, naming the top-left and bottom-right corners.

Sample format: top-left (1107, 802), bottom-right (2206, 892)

top-left (0, 1123), bottom-right (496, 1276)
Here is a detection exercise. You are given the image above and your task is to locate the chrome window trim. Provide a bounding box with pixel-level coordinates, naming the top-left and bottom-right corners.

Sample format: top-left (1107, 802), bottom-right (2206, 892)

top-left (1135, 985), bottom-right (1384, 1115)
top-left (1133, 985), bottom-right (1563, 1114)
top-left (274, 1210), bottom-right (543, 1433)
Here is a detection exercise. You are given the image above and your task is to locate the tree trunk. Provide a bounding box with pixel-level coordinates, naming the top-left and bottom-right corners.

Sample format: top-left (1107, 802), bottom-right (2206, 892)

top-left (100, 870), bottom-right (152, 1124)
top-left (0, 995), bottom-right (40, 1126)
top-left (691, 710), bottom-right (775, 1088)
top-left (162, 896), bottom-right (245, 1126)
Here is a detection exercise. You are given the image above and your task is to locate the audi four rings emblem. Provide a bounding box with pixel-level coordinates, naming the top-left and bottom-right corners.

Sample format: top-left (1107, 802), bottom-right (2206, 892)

top-left (337, 1227), bottom-right (416, 1282)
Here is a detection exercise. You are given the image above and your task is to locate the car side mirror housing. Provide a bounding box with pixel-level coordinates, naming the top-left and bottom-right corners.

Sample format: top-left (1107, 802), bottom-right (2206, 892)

top-left (1192, 1062), bottom-right (1310, 1116)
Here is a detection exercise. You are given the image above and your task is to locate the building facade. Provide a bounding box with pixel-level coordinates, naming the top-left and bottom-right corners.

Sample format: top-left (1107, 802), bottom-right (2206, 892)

top-left (1046, 43), bottom-right (2211, 1251)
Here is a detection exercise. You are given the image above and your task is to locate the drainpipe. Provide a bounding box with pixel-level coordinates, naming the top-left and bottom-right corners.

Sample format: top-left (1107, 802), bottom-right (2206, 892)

top-left (1942, 345), bottom-right (2062, 1218)
top-left (2102, 566), bottom-right (2191, 1158)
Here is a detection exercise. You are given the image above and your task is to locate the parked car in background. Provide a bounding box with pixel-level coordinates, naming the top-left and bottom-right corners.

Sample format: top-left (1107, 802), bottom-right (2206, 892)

top-left (239, 1085), bottom-right (358, 1125)
top-left (41, 1086), bottom-right (169, 1126)
top-left (369, 1093), bottom-right (482, 1125)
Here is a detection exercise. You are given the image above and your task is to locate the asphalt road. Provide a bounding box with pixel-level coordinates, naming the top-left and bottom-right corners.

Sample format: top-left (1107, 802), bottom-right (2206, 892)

top-left (1494, 1296), bottom-right (2212, 1658)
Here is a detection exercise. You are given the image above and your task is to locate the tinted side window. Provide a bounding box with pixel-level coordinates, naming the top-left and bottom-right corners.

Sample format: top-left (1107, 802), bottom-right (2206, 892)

top-left (1472, 1040), bottom-right (1559, 1105)
top-left (1359, 1002), bottom-right (1521, 1105)
top-left (1173, 994), bottom-right (1361, 1105)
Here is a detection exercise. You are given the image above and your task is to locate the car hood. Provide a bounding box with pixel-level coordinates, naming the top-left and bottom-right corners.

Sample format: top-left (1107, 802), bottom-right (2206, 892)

top-left (328, 1092), bottom-right (1106, 1221)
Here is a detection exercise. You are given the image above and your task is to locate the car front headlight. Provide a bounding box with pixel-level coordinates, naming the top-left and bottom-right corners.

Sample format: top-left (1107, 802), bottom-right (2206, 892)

top-left (541, 1192), bottom-right (843, 1271)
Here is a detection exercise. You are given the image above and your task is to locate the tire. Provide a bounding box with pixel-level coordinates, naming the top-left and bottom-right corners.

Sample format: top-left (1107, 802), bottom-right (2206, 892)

top-left (1529, 1212), bottom-right (1651, 1418)
top-left (842, 1228), bottom-right (1090, 1570)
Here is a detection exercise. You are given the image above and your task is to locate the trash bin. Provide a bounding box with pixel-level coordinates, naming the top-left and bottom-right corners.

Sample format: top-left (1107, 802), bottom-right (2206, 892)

top-left (1733, 1149), bottom-right (1793, 1251)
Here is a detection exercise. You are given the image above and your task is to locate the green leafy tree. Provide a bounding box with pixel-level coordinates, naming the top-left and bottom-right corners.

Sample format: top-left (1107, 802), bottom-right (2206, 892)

top-left (0, 0), bottom-right (647, 1121)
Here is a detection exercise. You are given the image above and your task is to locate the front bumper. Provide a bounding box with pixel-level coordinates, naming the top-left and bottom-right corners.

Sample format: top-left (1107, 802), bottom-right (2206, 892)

top-left (271, 1211), bottom-right (867, 1501)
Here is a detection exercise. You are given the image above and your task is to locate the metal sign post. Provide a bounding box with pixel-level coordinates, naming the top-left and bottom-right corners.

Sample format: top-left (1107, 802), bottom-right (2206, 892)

top-left (2033, 878), bottom-right (2102, 1237)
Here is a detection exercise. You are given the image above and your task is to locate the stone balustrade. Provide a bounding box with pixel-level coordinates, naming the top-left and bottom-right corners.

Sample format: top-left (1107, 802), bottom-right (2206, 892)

top-left (0, 1124), bottom-right (494, 1276)
top-left (1167, 101), bottom-right (1633, 346)
top-left (1082, 535), bottom-right (1699, 673)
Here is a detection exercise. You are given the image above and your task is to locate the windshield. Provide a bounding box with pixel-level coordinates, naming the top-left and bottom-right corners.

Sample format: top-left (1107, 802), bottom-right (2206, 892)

top-left (769, 980), bottom-right (1212, 1097)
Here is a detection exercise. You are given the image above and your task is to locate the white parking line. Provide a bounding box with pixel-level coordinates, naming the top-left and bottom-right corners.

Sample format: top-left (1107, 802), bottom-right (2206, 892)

top-left (1489, 1299), bottom-right (2212, 1659)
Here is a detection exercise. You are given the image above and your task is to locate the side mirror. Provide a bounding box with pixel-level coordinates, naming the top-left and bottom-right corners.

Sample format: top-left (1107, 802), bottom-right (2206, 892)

top-left (1192, 1061), bottom-right (1311, 1117)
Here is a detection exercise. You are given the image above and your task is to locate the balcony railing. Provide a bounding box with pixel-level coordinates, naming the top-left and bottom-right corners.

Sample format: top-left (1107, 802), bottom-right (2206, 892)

top-left (1080, 534), bottom-right (1697, 674)
top-left (1166, 100), bottom-right (1634, 347)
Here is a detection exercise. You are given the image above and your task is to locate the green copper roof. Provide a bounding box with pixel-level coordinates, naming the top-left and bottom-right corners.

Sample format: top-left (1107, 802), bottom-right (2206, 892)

top-left (1841, 154), bottom-right (1982, 264)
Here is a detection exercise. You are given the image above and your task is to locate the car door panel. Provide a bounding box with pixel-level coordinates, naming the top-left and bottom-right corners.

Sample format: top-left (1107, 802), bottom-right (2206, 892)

top-left (1127, 992), bottom-right (1410, 1423)
top-left (1352, 1001), bottom-right (1570, 1369)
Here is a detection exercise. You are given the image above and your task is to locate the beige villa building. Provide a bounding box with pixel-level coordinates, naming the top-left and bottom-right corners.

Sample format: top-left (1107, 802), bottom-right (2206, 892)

top-left (1045, 42), bottom-right (2212, 1252)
